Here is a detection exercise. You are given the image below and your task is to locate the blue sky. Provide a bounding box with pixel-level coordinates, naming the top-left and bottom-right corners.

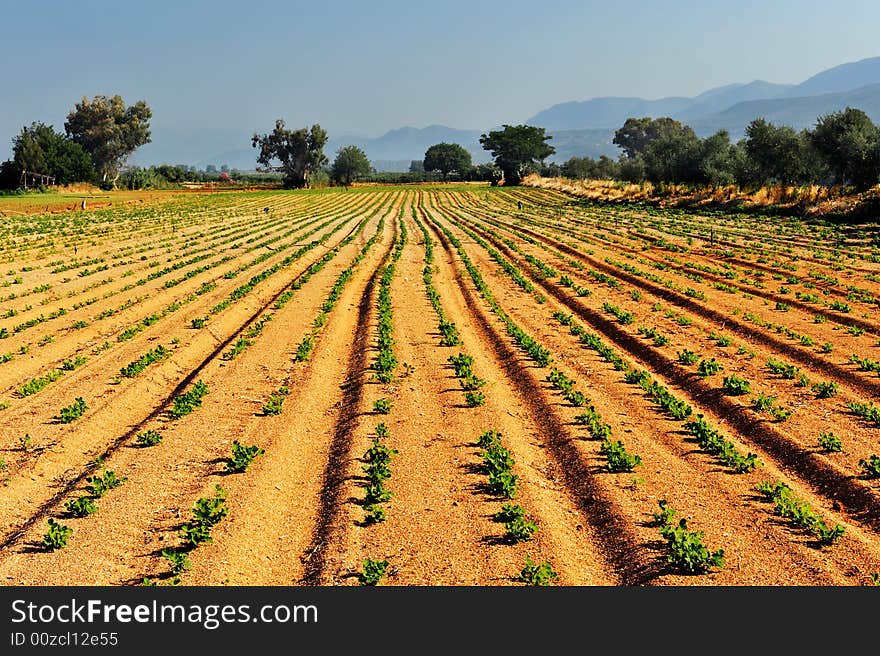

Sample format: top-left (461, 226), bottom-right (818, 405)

top-left (2, 0), bottom-right (878, 164)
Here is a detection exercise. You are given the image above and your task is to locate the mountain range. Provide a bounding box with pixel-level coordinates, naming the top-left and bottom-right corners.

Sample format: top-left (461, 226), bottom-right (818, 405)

top-left (132, 56), bottom-right (880, 171)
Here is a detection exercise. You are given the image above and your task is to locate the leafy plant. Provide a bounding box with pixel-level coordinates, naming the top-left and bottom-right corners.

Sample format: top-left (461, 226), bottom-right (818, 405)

top-left (136, 429), bottom-right (162, 447)
top-left (225, 440), bottom-right (265, 473)
top-left (518, 556), bottom-right (557, 585)
top-left (64, 496), bottom-right (97, 518)
top-left (162, 549), bottom-right (192, 575)
top-left (85, 469), bottom-right (126, 497)
top-left (654, 502), bottom-right (724, 574)
top-left (752, 392), bottom-right (776, 413)
top-left (42, 518), bottom-right (73, 551)
top-left (262, 386), bottom-right (289, 416)
top-left (812, 380), bottom-right (838, 399)
top-left (722, 374), bottom-right (751, 395)
top-left (817, 431), bottom-right (842, 453)
top-left (57, 396), bottom-right (88, 423)
top-left (859, 454), bottom-right (880, 478)
top-left (359, 558), bottom-right (389, 585)
top-left (464, 390), bottom-right (486, 407)
top-left (600, 438), bottom-right (642, 473)
top-left (373, 398), bottom-right (392, 414)
top-left (697, 358), bottom-right (722, 377)
top-left (677, 349), bottom-right (699, 365)
top-left (169, 380), bottom-right (208, 419)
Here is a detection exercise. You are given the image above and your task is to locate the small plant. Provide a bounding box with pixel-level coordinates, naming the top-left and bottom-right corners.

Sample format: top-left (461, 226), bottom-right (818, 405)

top-left (655, 504), bottom-right (724, 574)
top-left (812, 381), bottom-right (839, 399)
top-left (363, 504), bottom-right (386, 524)
top-left (162, 549), bottom-right (192, 575)
top-left (722, 374), bottom-right (751, 396)
top-left (769, 406), bottom-right (792, 422)
top-left (262, 386), bottom-right (289, 416)
top-left (18, 433), bottom-right (33, 451)
top-left (169, 380), bottom-right (208, 419)
top-left (860, 454), bottom-right (880, 478)
top-left (820, 342), bottom-right (834, 353)
top-left (752, 392), bottom-right (776, 412)
top-left (601, 439), bottom-right (642, 473)
top-left (677, 349), bottom-right (699, 365)
top-left (85, 469), bottom-right (126, 498)
top-left (504, 514), bottom-right (538, 543)
top-left (715, 334), bottom-right (733, 347)
top-left (518, 556), bottom-right (558, 585)
top-left (136, 429), bottom-right (162, 447)
top-left (697, 358), bottom-right (722, 377)
top-left (57, 396), bottom-right (87, 423)
top-left (359, 558), bottom-right (389, 585)
top-left (42, 518), bottom-right (73, 550)
top-left (817, 431), bottom-right (842, 453)
top-left (373, 398), bottom-right (392, 414)
top-left (225, 440), bottom-right (265, 473)
top-left (464, 390), bottom-right (486, 407)
top-left (190, 317), bottom-right (206, 329)
top-left (64, 496), bottom-right (97, 518)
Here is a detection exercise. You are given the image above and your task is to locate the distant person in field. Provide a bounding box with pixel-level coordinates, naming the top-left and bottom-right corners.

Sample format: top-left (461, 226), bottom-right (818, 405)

top-left (518, 200), bottom-right (523, 211)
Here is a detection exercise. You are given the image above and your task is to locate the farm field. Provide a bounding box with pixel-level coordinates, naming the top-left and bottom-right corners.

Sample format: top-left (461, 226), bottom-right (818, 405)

top-left (2, 184), bottom-right (880, 586)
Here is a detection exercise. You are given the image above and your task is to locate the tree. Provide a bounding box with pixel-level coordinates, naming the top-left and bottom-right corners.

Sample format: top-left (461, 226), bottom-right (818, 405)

top-left (743, 118), bottom-right (812, 185)
top-left (641, 124), bottom-right (701, 183)
top-left (64, 95), bottom-right (151, 186)
top-left (479, 124), bottom-right (555, 185)
top-left (330, 145), bottom-right (372, 185)
top-left (809, 107), bottom-right (880, 189)
top-left (409, 160), bottom-right (424, 173)
top-left (423, 142), bottom-right (472, 180)
top-left (613, 117), bottom-right (689, 159)
top-left (252, 120), bottom-right (328, 188)
top-left (11, 122), bottom-right (95, 185)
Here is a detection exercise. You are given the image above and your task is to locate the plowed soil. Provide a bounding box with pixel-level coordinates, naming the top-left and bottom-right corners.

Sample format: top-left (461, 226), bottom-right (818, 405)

top-left (3, 185), bottom-right (880, 586)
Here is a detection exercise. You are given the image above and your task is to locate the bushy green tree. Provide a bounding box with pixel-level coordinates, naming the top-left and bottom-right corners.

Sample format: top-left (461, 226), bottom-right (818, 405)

top-left (65, 95), bottom-right (151, 186)
top-left (809, 107), bottom-right (880, 189)
top-left (743, 118), bottom-right (813, 185)
top-left (330, 145), bottom-right (372, 185)
top-left (252, 120), bottom-right (328, 188)
top-left (479, 124), bottom-right (555, 185)
top-left (11, 122), bottom-right (95, 185)
top-left (423, 142), bottom-right (472, 180)
top-left (614, 117), bottom-right (689, 159)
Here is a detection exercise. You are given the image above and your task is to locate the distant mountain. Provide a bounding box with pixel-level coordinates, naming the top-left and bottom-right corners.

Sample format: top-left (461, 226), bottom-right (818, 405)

top-left (522, 56), bottom-right (880, 160)
top-left (690, 83), bottom-right (880, 138)
top-left (528, 97), bottom-right (692, 132)
top-left (786, 56), bottom-right (880, 96)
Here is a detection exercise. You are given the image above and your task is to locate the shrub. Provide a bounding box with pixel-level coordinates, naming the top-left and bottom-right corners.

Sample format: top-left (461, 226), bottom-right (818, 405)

top-left (860, 454), bottom-right (880, 478)
top-left (64, 496), bottom-right (97, 518)
top-left (57, 396), bottom-right (87, 423)
top-left (722, 375), bottom-right (751, 395)
top-left (677, 349), bottom-right (699, 365)
top-left (169, 380), bottom-right (209, 419)
top-left (359, 558), bottom-right (389, 585)
top-left (812, 381), bottom-right (838, 399)
top-left (262, 387), bottom-right (289, 416)
top-left (697, 358), bottom-right (722, 377)
top-left (518, 556), bottom-right (558, 585)
top-left (225, 441), bottom-right (265, 473)
top-left (42, 518), bottom-right (73, 551)
top-left (162, 549), bottom-right (192, 575)
top-left (85, 469), bottom-right (126, 498)
top-left (136, 429), bottom-right (163, 447)
top-left (817, 431), bottom-right (842, 453)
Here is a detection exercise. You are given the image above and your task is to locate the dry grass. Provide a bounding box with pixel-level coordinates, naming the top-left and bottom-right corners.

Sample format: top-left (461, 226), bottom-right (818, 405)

top-left (523, 174), bottom-right (874, 218)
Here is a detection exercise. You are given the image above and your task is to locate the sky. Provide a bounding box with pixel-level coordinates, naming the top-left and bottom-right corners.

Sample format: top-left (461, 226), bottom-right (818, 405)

top-left (2, 0), bottom-right (879, 165)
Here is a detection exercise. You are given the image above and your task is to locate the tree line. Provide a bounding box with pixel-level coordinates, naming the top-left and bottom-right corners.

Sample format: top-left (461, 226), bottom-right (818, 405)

top-left (551, 108), bottom-right (880, 190)
top-left (7, 96), bottom-right (877, 192)
top-left (1, 95), bottom-right (151, 190)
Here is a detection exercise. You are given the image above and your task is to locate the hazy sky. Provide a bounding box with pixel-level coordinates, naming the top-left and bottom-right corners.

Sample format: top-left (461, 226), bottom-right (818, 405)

top-left (2, 0), bottom-right (878, 161)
